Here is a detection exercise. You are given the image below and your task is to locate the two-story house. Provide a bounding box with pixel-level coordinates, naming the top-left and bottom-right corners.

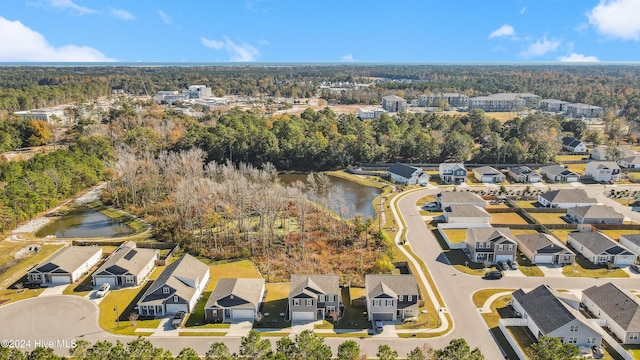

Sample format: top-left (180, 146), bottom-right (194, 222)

top-left (585, 161), bottom-right (621, 182)
top-left (438, 163), bottom-right (467, 184)
top-left (365, 274), bottom-right (419, 321)
top-left (288, 274), bottom-right (340, 322)
top-left (465, 227), bottom-right (516, 263)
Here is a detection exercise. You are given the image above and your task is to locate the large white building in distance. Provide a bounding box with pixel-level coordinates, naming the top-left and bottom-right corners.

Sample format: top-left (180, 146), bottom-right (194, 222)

top-left (157, 85), bottom-right (213, 104)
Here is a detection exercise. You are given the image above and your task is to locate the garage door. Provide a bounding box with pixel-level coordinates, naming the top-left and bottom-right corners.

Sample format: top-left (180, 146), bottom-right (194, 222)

top-left (50, 275), bottom-right (70, 284)
top-left (291, 312), bottom-right (314, 322)
top-left (481, 176), bottom-right (494, 183)
top-left (615, 257), bottom-right (636, 266)
top-left (533, 255), bottom-right (553, 264)
top-left (166, 304), bottom-right (188, 315)
top-left (94, 276), bottom-right (116, 288)
top-left (371, 313), bottom-right (394, 321)
top-left (495, 255), bottom-right (513, 262)
top-left (232, 309), bottom-right (255, 320)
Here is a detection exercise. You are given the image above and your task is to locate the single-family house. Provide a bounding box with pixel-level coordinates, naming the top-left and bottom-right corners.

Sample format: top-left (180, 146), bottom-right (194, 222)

top-left (465, 227), bottom-right (516, 263)
top-left (566, 205), bottom-right (624, 225)
top-left (204, 278), bottom-right (265, 323)
top-left (619, 234), bottom-right (640, 256)
top-left (137, 254), bottom-right (210, 316)
top-left (590, 146), bottom-right (608, 161)
top-left (437, 191), bottom-right (486, 209)
top-left (618, 155), bottom-right (640, 169)
top-left (443, 205), bottom-right (491, 224)
top-left (438, 163), bottom-right (467, 184)
top-left (382, 95), bottom-right (407, 112)
top-left (582, 283), bottom-right (640, 345)
top-left (567, 232), bottom-right (637, 266)
top-left (562, 137), bottom-right (587, 153)
top-left (289, 274), bottom-right (340, 322)
top-left (365, 274), bottom-right (419, 321)
top-left (388, 163), bottom-right (429, 186)
top-left (27, 246), bottom-right (102, 285)
top-left (472, 166), bottom-right (506, 183)
top-left (539, 165), bottom-right (580, 183)
top-left (92, 241), bottom-right (158, 288)
top-left (507, 166), bottom-right (541, 183)
top-left (537, 189), bottom-right (597, 209)
top-left (514, 233), bottom-right (575, 265)
top-left (585, 161), bottom-right (621, 182)
top-left (511, 285), bottom-right (602, 348)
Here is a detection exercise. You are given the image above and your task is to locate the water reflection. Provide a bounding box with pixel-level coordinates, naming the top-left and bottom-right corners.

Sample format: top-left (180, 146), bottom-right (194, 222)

top-left (36, 206), bottom-right (134, 238)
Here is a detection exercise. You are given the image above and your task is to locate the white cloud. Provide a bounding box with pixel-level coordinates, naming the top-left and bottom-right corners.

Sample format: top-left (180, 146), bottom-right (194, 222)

top-left (519, 6), bottom-right (526, 14)
top-left (257, 38), bottom-right (270, 46)
top-left (157, 10), bottom-right (171, 24)
top-left (341, 54), bottom-right (355, 62)
top-left (109, 7), bottom-right (135, 21)
top-left (0, 17), bottom-right (114, 61)
top-left (557, 53), bottom-right (600, 62)
top-left (520, 37), bottom-right (561, 57)
top-left (202, 36), bottom-right (260, 61)
top-left (49, 0), bottom-right (95, 15)
top-left (489, 24), bottom-right (516, 38)
top-left (587, 0), bottom-right (640, 40)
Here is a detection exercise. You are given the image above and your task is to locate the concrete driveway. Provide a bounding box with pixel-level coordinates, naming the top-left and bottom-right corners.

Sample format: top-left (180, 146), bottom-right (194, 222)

top-left (40, 284), bottom-right (67, 296)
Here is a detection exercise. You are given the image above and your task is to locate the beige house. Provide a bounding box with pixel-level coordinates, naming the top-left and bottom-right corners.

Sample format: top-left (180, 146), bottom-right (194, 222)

top-left (514, 233), bottom-right (575, 265)
top-left (465, 227), bottom-right (516, 263)
top-left (365, 274), bottom-right (419, 321)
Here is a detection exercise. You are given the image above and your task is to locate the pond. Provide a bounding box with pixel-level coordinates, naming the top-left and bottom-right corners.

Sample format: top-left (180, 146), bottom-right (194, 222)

top-left (279, 174), bottom-right (381, 219)
top-left (36, 206), bottom-right (135, 238)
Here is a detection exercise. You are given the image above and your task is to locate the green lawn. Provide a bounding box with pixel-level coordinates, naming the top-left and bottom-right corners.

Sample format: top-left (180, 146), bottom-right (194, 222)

top-left (255, 283), bottom-right (290, 328)
top-left (325, 171), bottom-right (387, 189)
top-left (529, 213), bottom-right (568, 225)
top-left (516, 254), bottom-right (545, 277)
top-left (441, 229), bottom-right (467, 243)
top-left (565, 164), bottom-right (586, 174)
top-left (416, 195), bottom-right (437, 207)
top-left (98, 282), bottom-right (162, 335)
top-left (491, 213), bottom-right (529, 225)
top-left (0, 287), bottom-right (44, 305)
top-left (0, 243), bottom-right (64, 290)
top-left (562, 264), bottom-right (629, 278)
top-left (481, 295), bottom-right (513, 328)
top-left (472, 289), bottom-right (514, 308)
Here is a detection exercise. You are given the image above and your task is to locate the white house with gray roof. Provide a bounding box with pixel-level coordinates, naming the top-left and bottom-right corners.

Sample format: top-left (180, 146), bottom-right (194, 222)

top-left (512, 285), bottom-right (602, 348)
top-left (514, 233), bottom-right (575, 265)
top-left (288, 274), bottom-right (340, 322)
top-left (561, 137), bottom-right (587, 153)
top-left (365, 274), bottom-right (419, 321)
top-left (566, 205), bottom-right (623, 225)
top-left (585, 161), bottom-right (621, 182)
top-left (582, 282), bottom-right (640, 345)
top-left (618, 154), bottom-right (640, 169)
top-left (568, 232), bottom-right (637, 266)
top-left (539, 165), bottom-right (579, 183)
top-left (92, 241), bottom-right (158, 288)
top-left (27, 246), bottom-right (102, 285)
top-left (537, 189), bottom-right (597, 208)
top-left (388, 163), bottom-right (429, 186)
top-left (137, 253), bottom-right (210, 316)
top-left (438, 163), bottom-right (467, 184)
top-left (472, 166), bottom-right (505, 183)
top-left (443, 205), bottom-right (491, 224)
top-left (437, 191), bottom-right (486, 209)
top-left (619, 234), bottom-right (640, 256)
top-left (204, 278), bottom-right (265, 323)
top-left (507, 166), bottom-right (541, 183)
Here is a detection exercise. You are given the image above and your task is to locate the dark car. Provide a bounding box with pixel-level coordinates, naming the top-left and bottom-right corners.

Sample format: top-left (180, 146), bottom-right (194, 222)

top-left (483, 271), bottom-right (503, 280)
top-left (497, 261), bottom-right (509, 271)
top-left (631, 264), bottom-right (640, 273)
top-left (508, 260), bottom-right (518, 270)
top-left (373, 320), bottom-right (384, 334)
top-left (591, 346), bottom-right (604, 358)
top-left (171, 311), bottom-right (186, 328)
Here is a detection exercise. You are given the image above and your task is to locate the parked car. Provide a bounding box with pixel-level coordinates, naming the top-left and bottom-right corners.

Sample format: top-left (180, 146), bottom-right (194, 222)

top-left (631, 264), bottom-right (640, 273)
top-left (497, 261), bottom-right (509, 271)
top-left (96, 283), bottom-right (110, 297)
top-left (508, 260), bottom-right (518, 270)
top-left (373, 320), bottom-right (384, 334)
top-left (172, 311), bottom-right (186, 328)
top-left (483, 271), bottom-right (503, 280)
top-left (591, 346), bottom-right (604, 358)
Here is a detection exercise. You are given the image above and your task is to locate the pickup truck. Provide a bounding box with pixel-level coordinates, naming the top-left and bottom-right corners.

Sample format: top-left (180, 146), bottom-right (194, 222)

top-left (171, 311), bottom-right (186, 328)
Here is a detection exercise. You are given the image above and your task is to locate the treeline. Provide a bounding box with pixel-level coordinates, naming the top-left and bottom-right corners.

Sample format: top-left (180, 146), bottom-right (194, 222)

top-left (0, 332), bottom-right (485, 360)
top-left (0, 136), bottom-right (110, 231)
top-left (0, 116), bottom-right (54, 152)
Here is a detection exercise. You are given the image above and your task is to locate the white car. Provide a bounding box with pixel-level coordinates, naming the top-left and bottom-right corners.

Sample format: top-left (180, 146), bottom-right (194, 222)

top-left (96, 283), bottom-right (110, 297)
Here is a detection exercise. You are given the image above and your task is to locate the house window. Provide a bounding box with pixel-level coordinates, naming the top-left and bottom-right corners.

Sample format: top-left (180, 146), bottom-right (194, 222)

top-left (558, 337), bottom-right (564, 343)
top-left (507, 245), bottom-right (513, 251)
top-left (125, 276), bottom-right (134, 283)
top-left (570, 325), bottom-right (579, 332)
top-left (173, 295), bottom-right (178, 303)
top-left (587, 338), bottom-right (597, 344)
top-left (163, 287), bottom-right (170, 294)
top-left (211, 310), bottom-right (217, 315)
top-left (498, 245), bottom-right (504, 251)
top-left (567, 338), bottom-right (578, 344)
top-left (398, 295), bottom-right (403, 301)
top-left (373, 299), bottom-right (381, 306)
top-left (293, 299), bottom-right (300, 306)
top-left (326, 306), bottom-right (335, 312)
top-left (408, 295), bottom-right (413, 302)
top-left (328, 295), bottom-right (334, 302)
top-left (630, 333), bottom-right (639, 340)
top-left (306, 299), bottom-right (313, 306)
top-left (386, 300), bottom-right (393, 306)
top-left (318, 295), bottom-right (325, 302)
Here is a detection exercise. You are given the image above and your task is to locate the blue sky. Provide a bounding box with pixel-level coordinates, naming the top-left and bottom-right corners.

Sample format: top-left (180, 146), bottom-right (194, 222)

top-left (0, 0), bottom-right (639, 62)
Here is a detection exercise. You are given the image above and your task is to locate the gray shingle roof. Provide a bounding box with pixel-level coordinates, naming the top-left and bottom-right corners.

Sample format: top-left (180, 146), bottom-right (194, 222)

top-left (438, 191), bottom-right (485, 205)
top-left (466, 227), bottom-right (514, 244)
top-left (205, 278), bottom-right (265, 310)
top-left (509, 166), bottom-right (534, 176)
top-left (620, 234), bottom-right (640, 247)
top-left (366, 274), bottom-right (418, 299)
top-left (589, 161), bottom-right (620, 170)
top-left (473, 166), bottom-right (502, 176)
top-left (539, 189), bottom-right (597, 205)
top-left (568, 232), bottom-right (634, 256)
top-left (290, 274), bottom-right (339, 299)
top-left (445, 205), bottom-right (490, 218)
top-left (512, 285), bottom-right (577, 334)
top-left (583, 283), bottom-right (640, 332)
top-left (139, 253), bottom-right (209, 305)
top-left (539, 165), bottom-right (578, 178)
top-left (388, 163), bottom-right (421, 179)
top-left (93, 241), bottom-right (158, 277)
top-left (439, 163), bottom-right (466, 172)
top-left (515, 233), bottom-right (571, 254)
top-left (567, 205), bottom-right (623, 220)
top-left (621, 155), bottom-right (640, 165)
top-left (34, 246), bottom-right (101, 274)
top-left (382, 95), bottom-right (406, 102)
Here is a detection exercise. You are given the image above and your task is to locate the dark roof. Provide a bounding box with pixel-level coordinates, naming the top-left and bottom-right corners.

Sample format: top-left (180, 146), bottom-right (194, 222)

top-left (583, 283), bottom-right (640, 332)
top-left (567, 205), bottom-right (623, 220)
top-left (539, 165), bottom-right (578, 178)
top-left (33, 246), bottom-right (101, 274)
top-left (539, 189), bottom-right (597, 205)
top-left (388, 163), bottom-right (421, 179)
top-left (512, 285), bottom-right (576, 334)
top-left (366, 274), bottom-right (418, 299)
top-left (205, 278), bottom-right (265, 310)
top-left (568, 232), bottom-right (634, 256)
top-left (515, 233), bottom-right (571, 254)
top-left (509, 166), bottom-right (534, 176)
top-left (139, 254), bottom-right (209, 304)
top-left (562, 137), bottom-right (583, 148)
top-left (93, 241), bottom-right (158, 277)
top-left (290, 274), bottom-right (339, 299)
top-left (466, 227), bottom-right (514, 244)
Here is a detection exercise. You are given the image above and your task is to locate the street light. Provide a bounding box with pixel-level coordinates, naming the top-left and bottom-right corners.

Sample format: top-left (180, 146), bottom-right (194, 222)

top-left (114, 306), bottom-right (119, 328)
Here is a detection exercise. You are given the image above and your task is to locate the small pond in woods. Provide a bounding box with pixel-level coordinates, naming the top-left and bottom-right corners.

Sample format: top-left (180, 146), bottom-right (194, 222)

top-left (36, 206), bottom-right (134, 238)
